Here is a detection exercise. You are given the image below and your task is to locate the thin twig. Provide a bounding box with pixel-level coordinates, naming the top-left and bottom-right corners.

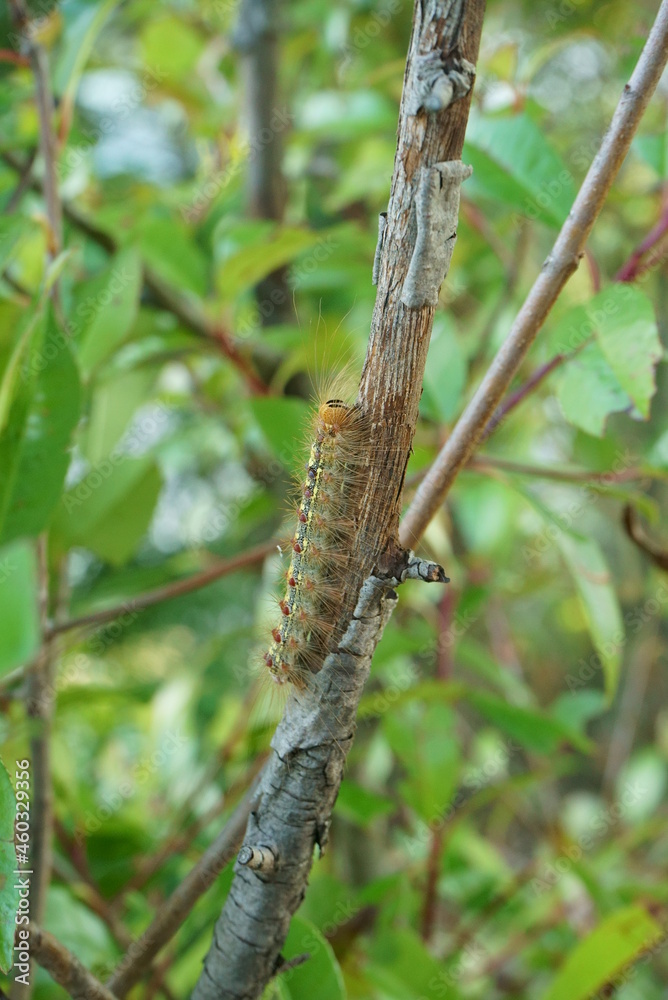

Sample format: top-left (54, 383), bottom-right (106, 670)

top-left (480, 353), bottom-right (567, 440)
top-left (28, 923), bottom-right (119, 1000)
top-left (105, 782), bottom-right (259, 998)
top-left (7, 1), bottom-right (62, 260)
top-left (53, 818), bottom-right (133, 949)
top-left (49, 539), bottom-right (277, 636)
top-left (470, 455), bottom-right (658, 485)
top-left (399, 2), bottom-right (668, 548)
top-left (114, 723), bottom-right (267, 900)
top-left (420, 822), bottom-right (446, 942)
top-left (623, 505), bottom-right (668, 570)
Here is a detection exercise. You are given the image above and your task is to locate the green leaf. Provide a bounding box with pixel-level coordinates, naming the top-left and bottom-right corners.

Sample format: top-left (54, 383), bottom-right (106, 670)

top-left (53, 0), bottom-right (119, 100)
top-left (83, 368), bottom-right (156, 466)
top-left (556, 340), bottom-right (631, 436)
top-left (0, 215), bottom-right (31, 274)
top-left (366, 927), bottom-right (463, 1000)
top-left (44, 886), bottom-right (117, 969)
top-left (216, 224), bottom-right (323, 302)
top-left (0, 308), bottom-right (81, 544)
top-left (464, 113), bottom-right (576, 227)
top-left (72, 247), bottom-right (143, 375)
top-left (555, 532), bottom-right (624, 701)
top-left (267, 915), bottom-right (345, 1000)
top-left (140, 16), bottom-right (201, 80)
top-left (0, 303), bottom-right (45, 437)
top-left (250, 397), bottom-right (310, 467)
top-left (550, 690), bottom-right (607, 732)
top-left (542, 905), bottom-right (663, 1000)
top-left (592, 285), bottom-right (663, 418)
top-left (0, 758), bottom-right (20, 973)
top-left (514, 485), bottom-right (625, 701)
top-left (335, 781), bottom-right (394, 827)
top-left (384, 703), bottom-right (460, 822)
top-left (421, 316), bottom-right (467, 423)
top-left (55, 457), bottom-right (161, 566)
top-left (138, 219), bottom-right (208, 296)
top-left (298, 90), bottom-right (398, 140)
top-left (0, 540), bottom-right (39, 677)
top-left (467, 691), bottom-right (592, 754)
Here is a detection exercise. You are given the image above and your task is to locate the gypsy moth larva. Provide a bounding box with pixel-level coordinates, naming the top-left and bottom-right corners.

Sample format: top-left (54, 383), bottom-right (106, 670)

top-left (263, 389), bottom-right (369, 690)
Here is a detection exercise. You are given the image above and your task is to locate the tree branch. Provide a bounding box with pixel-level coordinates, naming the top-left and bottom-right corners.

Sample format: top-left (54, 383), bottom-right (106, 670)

top-left (28, 923), bottom-right (118, 1000)
top-left (399, 0), bottom-right (668, 549)
top-left (192, 2), bottom-right (485, 996)
top-left (105, 785), bottom-right (258, 998)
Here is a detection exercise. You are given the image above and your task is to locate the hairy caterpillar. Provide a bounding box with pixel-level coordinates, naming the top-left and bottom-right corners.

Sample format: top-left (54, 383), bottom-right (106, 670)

top-left (263, 394), bottom-right (368, 690)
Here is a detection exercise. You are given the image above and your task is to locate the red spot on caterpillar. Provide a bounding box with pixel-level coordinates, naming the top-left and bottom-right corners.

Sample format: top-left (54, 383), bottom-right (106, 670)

top-left (299, 512), bottom-right (307, 523)
top-left (264, 653), bottom-right (273, 667)
top-left (288, 576), bottom-right (297, 587)
top-left (293, 542), bottom-right (302, 553)
top-left (271, 628), bottom-right (282, 643)
top-left (279, 600), bottom-right (290, 615)
top-left (303, 487), bottom-right (313, 499)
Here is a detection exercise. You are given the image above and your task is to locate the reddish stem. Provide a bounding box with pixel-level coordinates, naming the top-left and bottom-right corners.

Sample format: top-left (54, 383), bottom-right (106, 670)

top-left (616, 197), bottom-right (668, 282)
top-left (420, 823), bottom-right (446, 942)
top-left (482, 353), bottom-right (566, 440)
top-left (0, 47), bottom-right (29, 66)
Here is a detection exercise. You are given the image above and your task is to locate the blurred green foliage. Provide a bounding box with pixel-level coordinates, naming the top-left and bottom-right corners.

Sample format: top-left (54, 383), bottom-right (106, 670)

top-left (1, 0), bottom-right (667, 997)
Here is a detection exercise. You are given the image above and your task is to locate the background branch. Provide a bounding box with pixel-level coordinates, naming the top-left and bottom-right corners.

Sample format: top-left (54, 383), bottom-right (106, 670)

top-left (234, 0), bottom-right (292, 326)
top-left (105, 785), bottom-right (258, 998)
top-left (27, 924), bottom-right (118, 1000)
top-left (7, 3), bottom-right (62, 994)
